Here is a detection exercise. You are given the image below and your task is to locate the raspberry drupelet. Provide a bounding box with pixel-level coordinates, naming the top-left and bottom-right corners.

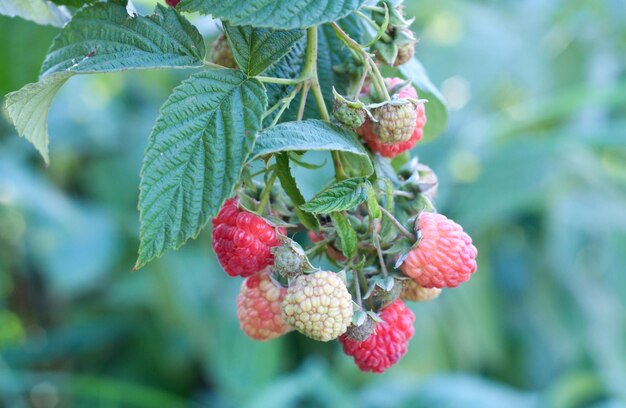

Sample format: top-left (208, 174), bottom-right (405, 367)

top-left (212, 198), bottom-right (283, 278)
top-left (340, 300), bottom-right (415, 373)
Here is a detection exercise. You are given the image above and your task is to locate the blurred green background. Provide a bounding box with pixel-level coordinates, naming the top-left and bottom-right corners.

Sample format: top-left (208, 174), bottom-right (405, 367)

top-left (1, 0), bottom-right (626, 407)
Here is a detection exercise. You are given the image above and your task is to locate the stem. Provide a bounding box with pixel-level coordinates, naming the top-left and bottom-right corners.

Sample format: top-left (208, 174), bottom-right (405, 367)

top-left (264, 83), bottom-right (303, 120)
top-left (380, 207), bottom-right (417, 241)
top-left (370, 217), bottom-right (389, 277)
top-left (330, 22), bottom-right (390, 101)
top-left (357, 269), bottom-right (371, 309)
top-left (308, 30), bottom-right (330, 122)
top-left (307, 26), bottom-right (348, 181)
top-left (202, 61), bottom-right (224, 69)
top-left (355, 10), bottom-right (393, 43)
top-left (257, 171), bottom-right (278, 215)
top-left (353, 270), bottom-right (363, 307)
top-left (255, 76), bottom-right (301, 85)
top-left (331, 152), bottom-right (348, 180)
top-left (363, 5), bottom-right (386, 13)
top-left (368, 58), bottom-right (390, 100)
top-left (297, 81), bottom-right (310, 121)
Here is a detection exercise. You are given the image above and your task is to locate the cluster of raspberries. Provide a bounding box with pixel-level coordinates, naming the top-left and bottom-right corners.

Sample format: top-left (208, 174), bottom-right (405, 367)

top-left (211, 197), bottom-right (477, 373)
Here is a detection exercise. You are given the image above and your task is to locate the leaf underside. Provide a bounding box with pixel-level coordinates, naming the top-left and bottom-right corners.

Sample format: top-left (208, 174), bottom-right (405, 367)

top-left (251, 119), bottom-right (374, 176)
top-left (301, 178), bottom-right (367, 214)
top-left (4, 2), bottom-right (205, 163)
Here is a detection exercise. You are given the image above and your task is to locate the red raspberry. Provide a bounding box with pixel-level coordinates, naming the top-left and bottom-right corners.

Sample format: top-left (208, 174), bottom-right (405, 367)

top-left (357, 78), bottom-right (426, 158)
top-left (400, 212), bottom-right (477, 288)
top-left (165, 0), bottom-right (180, 7)
top-left (212, 198), bottom-right (283, 278)
top-left (237, 271), bottom-right (291, 340)
top-left (340, 300), bottom-right (415, 373)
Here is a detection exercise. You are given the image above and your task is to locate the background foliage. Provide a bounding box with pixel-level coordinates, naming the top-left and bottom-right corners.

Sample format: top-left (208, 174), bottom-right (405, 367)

top-left (1, 0), bottom-right (625, 407)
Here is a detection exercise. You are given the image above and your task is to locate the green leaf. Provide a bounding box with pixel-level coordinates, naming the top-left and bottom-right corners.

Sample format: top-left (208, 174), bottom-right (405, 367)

top-left (178, 0), bottom-right (367, 30)
top-left (3, 73), bottom-right (68, 164)
top-left (365, 182), bottom-right (381, 219)
top-left (136, 69), bottom-right (267, 269)
top-left (330, 212), bottom-right (357, 260)
top-left (274, 154), bottom-right (319, 230)
top-left (49, 0), bottom-right (97, 5)
top-left (40, 3), bottom-right (205, 76)
top-left (223, 23), bottom-right (304, 77)
top-left (301, 178), bottom-right (367, 214)
top-left (251, 119), bottom-right (374, 176)
top-left (4, 2), bottom-right (205, 163)
top-left (0, 0), bottom-right (70, 27)
top-left (399, 58), bottom-right (448, 141)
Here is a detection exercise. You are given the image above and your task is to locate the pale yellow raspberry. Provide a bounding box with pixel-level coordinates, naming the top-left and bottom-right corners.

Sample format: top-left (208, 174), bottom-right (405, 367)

top-left (401, 279), bottom-right (442, 302)
top-left (281, 271), bottom-right (353, 342)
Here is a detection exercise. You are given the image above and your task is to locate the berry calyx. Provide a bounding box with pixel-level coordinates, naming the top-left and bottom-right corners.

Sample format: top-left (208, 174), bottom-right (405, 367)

top-left (211, 198), bottom-right (282, 278)
top-left (237, 271), bottom-right (292, 340)
top-left (281, 271), bottom-right (353, 342)
top-left (399, 212), bottom-right (477, 288)
top-left (345, 315), bottom-right (376, 342)
top-left (401, 279), bottom-right (442, 302)
top-left (272, 238), bottom-right (312, 279)
top-left (340, 300), bottom-right (415, 373)
top-left (334, 102), bottom-right (366, 129)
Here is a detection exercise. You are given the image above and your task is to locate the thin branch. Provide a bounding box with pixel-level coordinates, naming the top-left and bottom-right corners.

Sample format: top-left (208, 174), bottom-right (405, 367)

top-left (380, 207), bottom-right (417, 241)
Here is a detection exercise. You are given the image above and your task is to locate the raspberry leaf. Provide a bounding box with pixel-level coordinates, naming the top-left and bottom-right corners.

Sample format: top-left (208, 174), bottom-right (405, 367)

top-left (274, 154), bottom-right (320, 231)
top-left (330, 212), bottom-right (357, 260)
top-left (251, 120), bottom-right (374, 176)
top-left (223, 23), bottom-right (304, 77)
top-left (136, 69), bottom-right (267, 269)
top-left (178, 0), bottom-right (367, 30)
top-left (399, 58), bottom-right (448, 141)
top-left (4, 2), bottom-right (205, 164)
top-left (301, 178), bottom-right (368, 215)
top-left (0, 0), bottom-right (70, 27)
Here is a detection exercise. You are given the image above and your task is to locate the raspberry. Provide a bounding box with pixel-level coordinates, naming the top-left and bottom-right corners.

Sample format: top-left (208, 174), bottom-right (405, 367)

top-left (399, 212), bottom-right (477, 288)
top-left (358, 114), bottom-right (424, 158)
top-left (165, 0), bottom-right (180, 7)
top-left (334, 102), bottom-right (366, 129)
top-left (401, 279), bottom-right (442, 302)
top-left (281, 271), bottom-right (353, 342)
top-left (272, 239), bottom-right (311, 279)
top-left (237, 271), bottom-right (292, 340)
top-left (394, 42), bottom-right (415, 66)
top-left (369, 102), bottom-right (417, 143)
top-left (386, 77), bottom-right (418, 99)
top-left (357, 78), bottom-right (426, 158)
top-left (340, 300), bottom-right (414, 373)
top-left (211, 33), bottom-right (237, 69)
top-left (211, 198), bottom-right (282, 278)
